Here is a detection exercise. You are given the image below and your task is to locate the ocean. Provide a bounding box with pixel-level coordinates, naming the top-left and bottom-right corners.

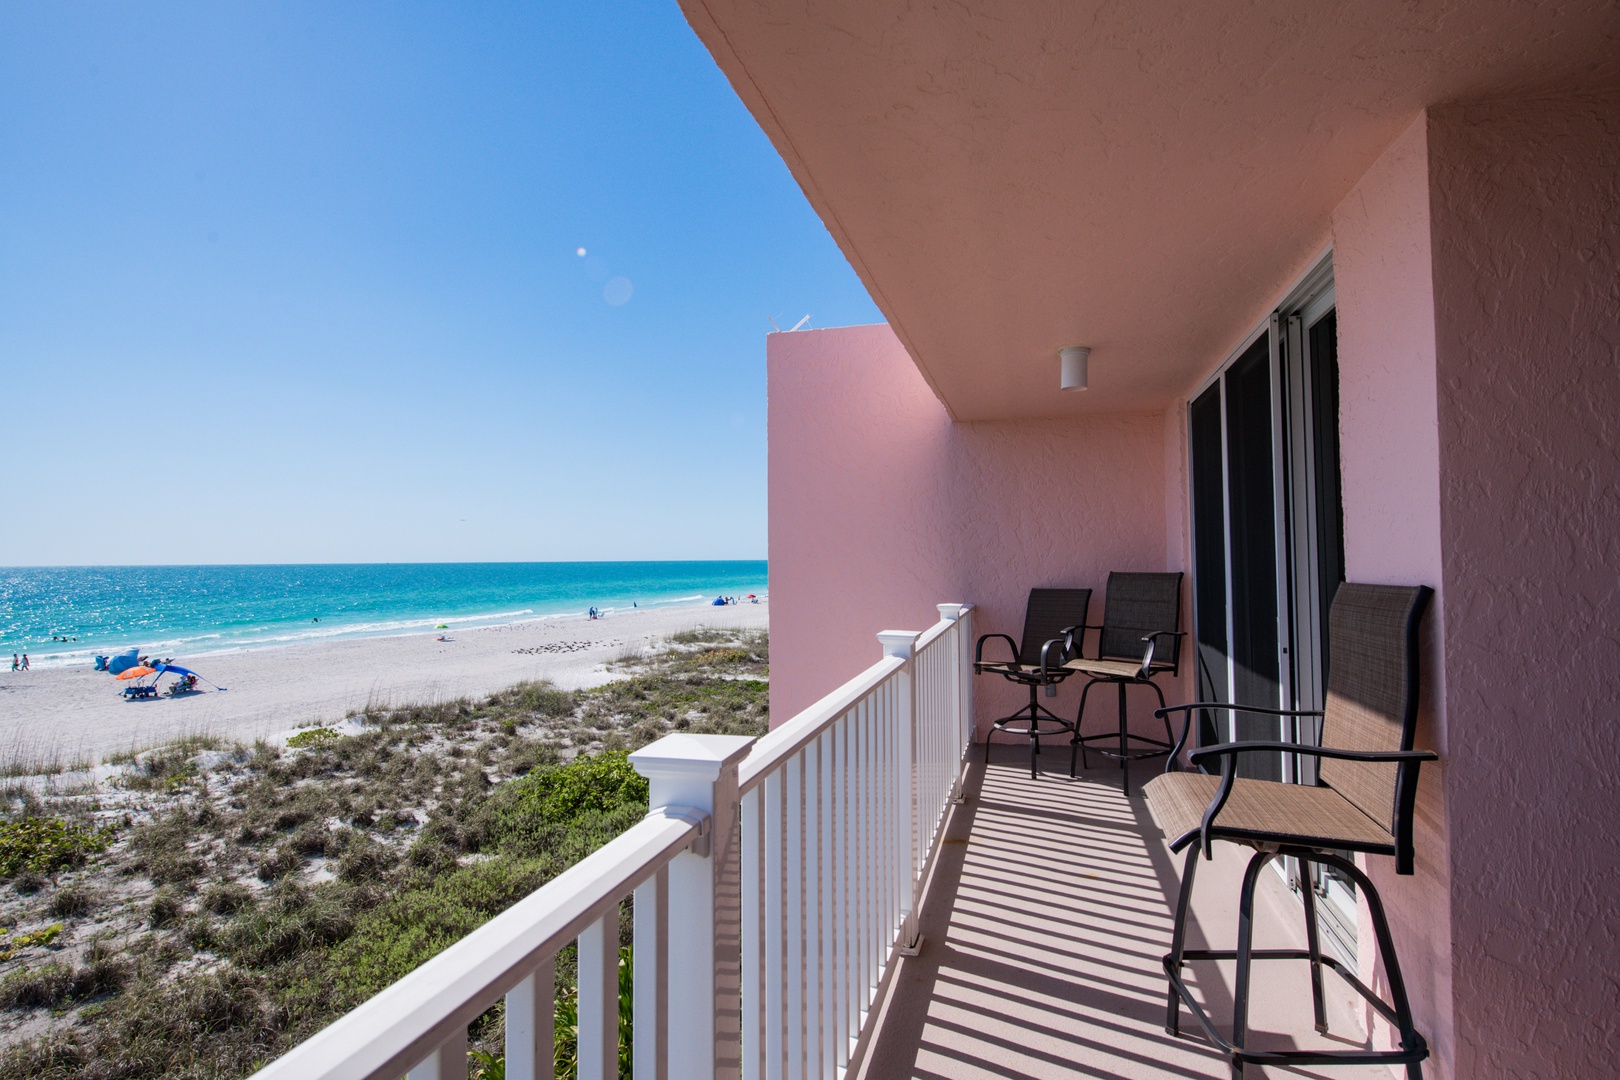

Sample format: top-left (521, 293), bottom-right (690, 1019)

top-left (0, 562), bottom-right (768, 669)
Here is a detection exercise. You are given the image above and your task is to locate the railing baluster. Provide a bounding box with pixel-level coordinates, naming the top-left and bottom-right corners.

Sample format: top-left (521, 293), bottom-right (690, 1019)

top-left (820, 728), bottom-right (837, 1078)
top-left (802, 736), bottom-right (822, 1080)
top-left (785, 754), bottom-right (805, 1080)
top-left (505, 957), bottom-right (554, 1080)
top-left (405, 1028), bottom-right (466, 1080)
top-left (741, 786), bottom-right (763, 1080)
top-left (633, 866), bottom-right (668, 1080)
top-left (764, 770), bottom-right (785, 1080)
top-left (865, 691), bottom-right (880, 1000)
top-left (838, 711), bottom-right (856, 1055)
top-left (578, 910), bottom-right (620, 1080)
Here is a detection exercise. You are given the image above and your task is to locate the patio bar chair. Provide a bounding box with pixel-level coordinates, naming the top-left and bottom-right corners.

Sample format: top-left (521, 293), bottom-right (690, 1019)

top-left (1062, 571), bottom-right (1185, 793)
top-left (974, 588), bottom-right (1091, 778)
top-left (1143, 582), bottom-right (1435, 1079)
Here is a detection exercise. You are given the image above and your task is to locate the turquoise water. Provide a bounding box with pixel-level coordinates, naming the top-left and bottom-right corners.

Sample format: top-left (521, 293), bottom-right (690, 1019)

top-left (0, 562), bottom-right (768, 669)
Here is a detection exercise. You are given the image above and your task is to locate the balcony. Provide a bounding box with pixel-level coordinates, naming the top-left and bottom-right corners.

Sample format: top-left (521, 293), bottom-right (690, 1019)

top-left (249, 604), bottom-right (1396, 1080)
top-left (856, 758), bottom-right (1393, 1079)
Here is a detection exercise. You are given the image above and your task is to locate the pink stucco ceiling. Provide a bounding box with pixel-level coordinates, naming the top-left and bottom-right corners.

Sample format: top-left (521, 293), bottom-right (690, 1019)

top-left (683, 0), bottom-right (1620, 420)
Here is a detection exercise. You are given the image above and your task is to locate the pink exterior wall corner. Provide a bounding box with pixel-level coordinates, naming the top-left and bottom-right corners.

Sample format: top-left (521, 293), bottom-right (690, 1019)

top-left (765, 323), bottom-right (957, 721)
top-left (767, 324), bottom-right (1188, 741)
top-left (1426, 92), bottom-right (1620, 1079)
top-left (1330, 114), bottom-right (1457, 1078)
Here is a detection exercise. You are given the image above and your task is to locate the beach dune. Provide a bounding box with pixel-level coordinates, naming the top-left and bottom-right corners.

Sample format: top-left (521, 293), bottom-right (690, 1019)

top-left (0, 602), bottom-right (768, 765)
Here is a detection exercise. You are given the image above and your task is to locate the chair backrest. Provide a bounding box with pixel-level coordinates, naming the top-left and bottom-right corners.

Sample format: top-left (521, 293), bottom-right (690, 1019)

top-left (1097, 572), bottom-right (1184, 667)
top-left (1319, 583), bottom-right (1432, 830)
top-left (1017, 588), bottom-right (1092, 666)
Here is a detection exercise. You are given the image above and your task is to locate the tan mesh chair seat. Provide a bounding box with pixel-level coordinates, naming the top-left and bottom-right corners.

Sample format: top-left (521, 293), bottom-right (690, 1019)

top-left (975, 588), bottom-right (1093, 778)
top-left (1144, 771), bottom-right (1396, 853)
top-left (1063, 657), bottom-right (1167, 679)
top-left (973, 661), bottom-right (1047, 676)
top-left (1142, 583), bottom-right (1435, 1078)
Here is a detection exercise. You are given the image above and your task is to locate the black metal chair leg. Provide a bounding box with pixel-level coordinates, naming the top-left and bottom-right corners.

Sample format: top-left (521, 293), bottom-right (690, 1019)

top-left (1117, 681), bottom-right (1130, 794)
top-left (1298, 857), bottom-right (1329, 1034)
top-left (1152, 681), bottom-right (1175, 752)
top-left (1230, 850), bottom-right (1273, 1078)
top-left (1325, 853), bottom-right (1426, 1079)
top-left (1069, 678), bottom-right (1097, 777)
top-left (1164, 844), bottom-right (1201, 1036)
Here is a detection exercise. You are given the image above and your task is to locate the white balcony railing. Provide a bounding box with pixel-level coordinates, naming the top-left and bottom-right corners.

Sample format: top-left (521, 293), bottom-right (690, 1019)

top-left (249, 603), bottom-right (974, 1080)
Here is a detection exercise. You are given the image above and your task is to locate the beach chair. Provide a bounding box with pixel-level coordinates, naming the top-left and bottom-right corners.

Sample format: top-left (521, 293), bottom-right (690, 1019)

top-left (974, 588), bottom-right (1092, 778)
top-left (1143, 583), bottom-right (1435, 1078)
top-left (1063, 571), bottom-right (1185, 792)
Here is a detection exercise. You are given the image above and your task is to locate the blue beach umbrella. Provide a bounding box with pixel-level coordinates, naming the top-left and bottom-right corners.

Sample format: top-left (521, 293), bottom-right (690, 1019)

top-left (153, 663), bottom-right (228, 691)
top-left (107, 648), bottom-right (141, 675)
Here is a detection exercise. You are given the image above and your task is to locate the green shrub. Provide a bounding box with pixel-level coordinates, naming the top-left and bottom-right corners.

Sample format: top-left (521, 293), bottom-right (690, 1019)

top-left (332, 856), bottom-right (552, 999)
top-left (0, 922), bottom-right (65, 961)
top-left (552, 945), bottom-right (634, 1079)
top-left (286, 727), bottom-right (342, 749)
top-left (490, 751), bottom-right (647, 829)
top-left (473, 752), bottom-right (649, 862)
top-left (0, 818), bottom-right (112, 879)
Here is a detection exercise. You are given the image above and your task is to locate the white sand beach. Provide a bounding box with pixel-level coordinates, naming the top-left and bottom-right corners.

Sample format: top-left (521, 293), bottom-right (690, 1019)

top-left (0, 601), bottom-right (768, 766)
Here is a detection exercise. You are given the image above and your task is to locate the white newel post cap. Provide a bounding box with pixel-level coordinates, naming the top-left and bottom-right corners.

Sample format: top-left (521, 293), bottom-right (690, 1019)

top-left (630, 733), bottom-right (755, 813)
top-left (937, 603), bottom-right (965, 621)
top-left (877, 630), bottom-right (921, 660)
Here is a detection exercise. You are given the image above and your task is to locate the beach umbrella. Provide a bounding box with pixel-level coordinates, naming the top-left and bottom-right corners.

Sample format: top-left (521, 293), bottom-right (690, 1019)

top-left (115, 666), bottom-right (156, 681)
top-left (107, 647), bottom-right (141, 675)
top-left (152, 663), bottom-right (228, 691)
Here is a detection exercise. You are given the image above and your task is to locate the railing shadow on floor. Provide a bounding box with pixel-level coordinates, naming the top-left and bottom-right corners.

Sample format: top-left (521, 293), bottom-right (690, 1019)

top-left (855, 747), bottom-right (1394, 1080)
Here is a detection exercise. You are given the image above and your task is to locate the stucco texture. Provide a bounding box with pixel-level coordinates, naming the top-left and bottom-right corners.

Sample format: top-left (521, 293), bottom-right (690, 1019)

top-left (1427, 94), bottom-right (1620, 1078)
top-left (1330, 115), bottom-right (1456, 1077)
top-left (766, 323), bottom-right (1188, 745)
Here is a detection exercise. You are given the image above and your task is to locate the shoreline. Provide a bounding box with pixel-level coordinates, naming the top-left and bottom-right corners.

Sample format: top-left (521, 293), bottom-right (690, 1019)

top-left (0, 599), bottom-right (769, 766)
top-left (8, 588), bottom-right (769, 672)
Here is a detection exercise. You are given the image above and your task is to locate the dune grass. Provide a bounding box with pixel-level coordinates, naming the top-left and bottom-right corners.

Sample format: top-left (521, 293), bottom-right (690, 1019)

top-left (0, 634), bottom-right (768, 1079)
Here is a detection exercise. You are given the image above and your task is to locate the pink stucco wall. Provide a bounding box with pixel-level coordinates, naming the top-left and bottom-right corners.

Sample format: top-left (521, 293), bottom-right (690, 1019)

top-left (767, 323), bottom-right (1188, 740)
top-left (768, 95), bottom-right (1619, 1080)
top-left (1330, 98), bottom-right (1620, 1078)
top-left (1426, 93), bottom-right (1620, 1078)
top-left (1330, 115), bottom-right (1457, 1076)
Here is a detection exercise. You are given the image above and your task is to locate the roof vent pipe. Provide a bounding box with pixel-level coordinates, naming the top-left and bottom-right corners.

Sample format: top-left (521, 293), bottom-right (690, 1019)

top-left (1059, 346), bottom-right (1090, 391)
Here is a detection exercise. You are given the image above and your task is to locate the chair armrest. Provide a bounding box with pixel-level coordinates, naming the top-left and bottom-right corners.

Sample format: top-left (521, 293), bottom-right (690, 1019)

top-left (1158, 704), bottom-right (1326, 772)
top-left (1155, 701), bottom-right (1324, 719)
top-left (974, 633), bottom-right (1019, 668)
top-left (1189, 740), bottom-right (1438, 767)
top-left (1056, 624), bottom-right (1097, 660)
top-left (1039, 636), bottom-right (1071, 681)
top-left (1188, 741), bottom-right (1437, 860)
top-left (1137, 630), bottom-right (1187, 676)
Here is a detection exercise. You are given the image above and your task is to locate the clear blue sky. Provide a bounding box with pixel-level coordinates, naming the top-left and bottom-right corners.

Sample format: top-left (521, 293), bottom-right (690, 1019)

top-left (0, 2), bottom-right (880, 566)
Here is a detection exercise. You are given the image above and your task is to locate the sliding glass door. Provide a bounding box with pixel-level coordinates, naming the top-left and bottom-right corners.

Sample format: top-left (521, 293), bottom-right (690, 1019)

top-left (1186, 261), bottom-right (1344, 787)
top-left (1188, 329), bottom-right (1288, 779)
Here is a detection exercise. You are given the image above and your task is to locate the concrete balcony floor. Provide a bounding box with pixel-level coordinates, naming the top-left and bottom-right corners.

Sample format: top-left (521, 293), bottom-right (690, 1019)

top-left (858, 751), bottom-right (1397, 1079)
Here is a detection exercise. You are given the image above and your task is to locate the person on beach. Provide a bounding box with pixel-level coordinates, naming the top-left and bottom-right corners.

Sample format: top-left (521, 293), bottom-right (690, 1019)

top-left (20, 654), bottom-right (29, 670)
top-left (10, 654), bottom-right (17, 671)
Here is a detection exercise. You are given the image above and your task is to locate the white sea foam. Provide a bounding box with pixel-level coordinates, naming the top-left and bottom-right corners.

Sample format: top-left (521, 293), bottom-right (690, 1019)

top-left (14, 592), bottom-right (745, 669)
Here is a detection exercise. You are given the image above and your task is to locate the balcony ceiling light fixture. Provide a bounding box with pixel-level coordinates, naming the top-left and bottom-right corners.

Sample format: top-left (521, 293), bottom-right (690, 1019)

top-left (1060, 346), bottom-right (1091, 392)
